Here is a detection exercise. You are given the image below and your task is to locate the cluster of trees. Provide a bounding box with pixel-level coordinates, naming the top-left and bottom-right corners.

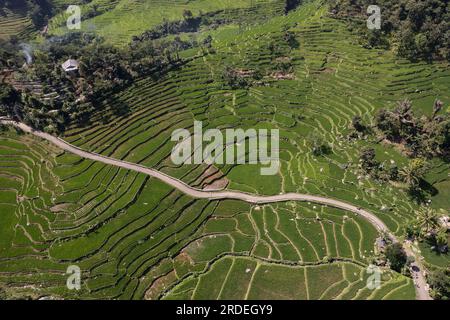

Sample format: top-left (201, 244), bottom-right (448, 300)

top-left (405, 205), bottom-right (449, 301)
top-left (405, 206), bottom-right (448, 253)
top-left (0, 0), bottom-right (53, 29)
top-left (284, 30), bottom-right (300, 50)
top-left (0, 39), bottom-right (23, 67)
top-left (354, 99), bottom-right (449, 201)
top-left (23, 33), bottom-right (132, 128)
top-left (350, 115), bottom-right (369, 136)
top-left (133, 6), bottom-right (261, 44)
top-left (329, 0), bottom-right (450, 61)
top-left (385, 242), bottom-right (408, 273)
top-left (373, 233), bottom-right (409, 273)
top-left (133, 10), bottom-right (203, 42)
top-left (428, 268), bottom-right (450, 300)
top-left (375, 99), bottom-right (449, 161)
top-left (221, 28), bottom-right (300, 90)
top-left (134, 0), bottom-right (300, 44)
top-left (0, 82), bottom-right (63, 133)
top-left (308, 130), bottom-right (332, 156)
top-left (221, 66), bottom-right (263, 89)
top-left (80, 1), bottom-right (110, 21)
top-left (374, 219), bottom-right (448, 300)
top-left (352, 100), bottom-right (449, 299)
top-left (0, 83), bottom-right (20, 116)
top-left (269, 28), bottom-right (300, 71)
top-left (0, 30), bottom-right (204, 132)
top-left (358, 147), bottom-right (432, 202)
top-left (130, 35), bottom-right (202, 74)
top-left (285, 0), bottom-right (302, 14)
top-left (221, 58), bottom-right (295, 89)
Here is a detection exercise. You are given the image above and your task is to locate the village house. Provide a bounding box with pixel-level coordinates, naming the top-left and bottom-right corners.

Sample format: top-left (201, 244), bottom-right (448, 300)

top-left (61, 59), bottom-right (79, 73)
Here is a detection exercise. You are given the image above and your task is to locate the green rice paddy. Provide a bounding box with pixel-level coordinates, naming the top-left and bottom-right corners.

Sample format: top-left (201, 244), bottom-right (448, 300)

top-left (0, 0), bottom-right (448, 300)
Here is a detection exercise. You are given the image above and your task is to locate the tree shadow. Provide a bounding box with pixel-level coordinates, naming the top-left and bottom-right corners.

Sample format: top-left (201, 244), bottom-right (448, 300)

top-left (419, 179), bottom-right (438, 197)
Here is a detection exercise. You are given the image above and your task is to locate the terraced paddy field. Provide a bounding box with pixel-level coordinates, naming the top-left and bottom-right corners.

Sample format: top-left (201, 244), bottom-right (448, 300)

top-left (0, 9), bottom-right (34, 40)
top-left (48, 0), bottom-right (284, 46)
top-left (62, 0), bottom-right (450, 238)
top-left (0, 0), bottom-right (448, 300)
top-left (165, 257), bottom-right (415, 300)
top-left (0, 129), bottom-right (416, 299)
top-left (0, 130), bottom-right (218, 299)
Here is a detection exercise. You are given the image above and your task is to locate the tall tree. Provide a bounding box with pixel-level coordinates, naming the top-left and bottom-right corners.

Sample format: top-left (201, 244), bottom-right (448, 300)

top-left (416, 206), bottom-right (440, 237)
top-left (384, 243), bottom-right (407, 272)
top-left (359, 147), bottom-right (378, 174)
top-left (399, 158), bottom-right (426, 187)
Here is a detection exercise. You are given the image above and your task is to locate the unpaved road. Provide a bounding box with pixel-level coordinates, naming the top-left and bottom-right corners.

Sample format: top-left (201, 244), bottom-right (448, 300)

top-left (403, 243), bottom-right (432, 300)
top-left (0, 120), bottom-right (432, 300)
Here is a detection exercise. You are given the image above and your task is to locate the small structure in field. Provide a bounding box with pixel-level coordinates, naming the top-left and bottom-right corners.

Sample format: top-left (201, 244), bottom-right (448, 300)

top-left (61, 59), bottom-right (79, 73)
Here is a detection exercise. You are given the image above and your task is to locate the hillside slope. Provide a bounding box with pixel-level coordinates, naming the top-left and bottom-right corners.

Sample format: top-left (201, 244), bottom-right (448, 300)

top-left (0, 0), bottom-right (448, 300)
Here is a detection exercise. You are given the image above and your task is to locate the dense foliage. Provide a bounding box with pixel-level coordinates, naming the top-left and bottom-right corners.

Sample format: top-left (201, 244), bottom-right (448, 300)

top-left (355, 99), bottom-right (449, 186)
top-left (428, 268), bottom-right (450, 300)
top-left (285, 0), bottom-right (303, 14)
top-left (133, 0), bottom-right (298, 44)
top-left (0, 0), bottom-right (53, 28)
top-left (384, 242), bottom-right (408, 272)
top-left (132, 10), bottom-right (203, 42)
top-left (375, 99), bottom-right (449, 161)
top-left (355, 98), bottom-right (450, 204)
top-left (329, 0), bottom-right (450, 61)
top-left (0, 31), bottom-right (198, 132)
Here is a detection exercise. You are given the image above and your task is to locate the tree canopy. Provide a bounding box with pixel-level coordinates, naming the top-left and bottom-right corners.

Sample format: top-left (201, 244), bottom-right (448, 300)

top-left (384, 242), bottom-right (407, 272)
top-left (329, 0), bottom-right (450, 61)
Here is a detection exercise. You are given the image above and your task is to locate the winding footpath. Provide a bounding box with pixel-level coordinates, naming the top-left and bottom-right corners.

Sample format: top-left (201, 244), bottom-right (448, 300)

top-left (0, 119), bottom-right (432, 300)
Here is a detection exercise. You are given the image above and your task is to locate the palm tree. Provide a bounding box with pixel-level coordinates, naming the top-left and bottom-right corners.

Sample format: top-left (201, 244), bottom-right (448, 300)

top-left (416, 207), bottom-right (440, 237)
top-left (399, 158), bottom-right (426, 187)
top-left (399, 164), bottom-right (419, 187)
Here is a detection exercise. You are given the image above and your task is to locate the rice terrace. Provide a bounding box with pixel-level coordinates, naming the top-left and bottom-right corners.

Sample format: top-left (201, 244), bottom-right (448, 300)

top-left (0, 0), bottom-right (449, 304)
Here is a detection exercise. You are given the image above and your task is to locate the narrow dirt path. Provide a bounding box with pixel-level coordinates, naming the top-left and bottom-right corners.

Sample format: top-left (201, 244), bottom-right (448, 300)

top-left (403, 242), bottom-right (432, 300)
top-left (0, 119), bottom-right (432, 300)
